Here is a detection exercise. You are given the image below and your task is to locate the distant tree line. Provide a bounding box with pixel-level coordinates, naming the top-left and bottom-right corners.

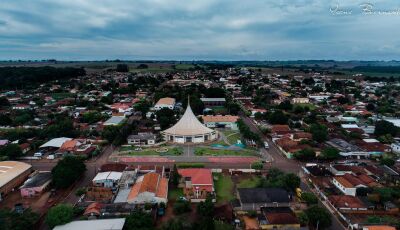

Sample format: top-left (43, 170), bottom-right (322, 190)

top-left (0, 66), bottom-right (85, 89)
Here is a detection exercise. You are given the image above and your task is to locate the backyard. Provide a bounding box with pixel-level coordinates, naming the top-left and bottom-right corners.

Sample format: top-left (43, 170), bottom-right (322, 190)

top-left (214, 173), bottom-right (234, 204)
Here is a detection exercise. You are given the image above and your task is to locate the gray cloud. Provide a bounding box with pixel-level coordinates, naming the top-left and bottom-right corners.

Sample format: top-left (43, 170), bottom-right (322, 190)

top-left (0, 0), bottom-right (400, 60)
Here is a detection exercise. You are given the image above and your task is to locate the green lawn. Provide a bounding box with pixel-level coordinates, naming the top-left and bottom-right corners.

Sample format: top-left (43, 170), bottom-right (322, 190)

top-left (124, 147), bottom-right (183, 156)
top-left (168, 188), bottom-right (184, 200)
top-left (226, 133), bottom-right (241, 145)
top-left (214, 174), bottom-right (234, 203)
top-left (194, 147), bottom-right (256, 156)
top-left (237, 176), bottom-right (262, 189)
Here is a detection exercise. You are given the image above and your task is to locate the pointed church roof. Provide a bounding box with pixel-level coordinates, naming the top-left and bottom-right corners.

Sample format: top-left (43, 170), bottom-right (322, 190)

top-left (163, 104), bottom-right (214, 136)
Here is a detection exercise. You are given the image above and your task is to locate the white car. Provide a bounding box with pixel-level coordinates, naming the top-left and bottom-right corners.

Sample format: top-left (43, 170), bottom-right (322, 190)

top-left (264, 141), bottom-right (269, 149)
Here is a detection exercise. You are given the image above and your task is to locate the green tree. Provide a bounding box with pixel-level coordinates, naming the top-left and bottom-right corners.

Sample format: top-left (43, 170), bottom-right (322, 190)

top-left (173, 200), bottom-right (191, 215)
top-left (251, 161), bottom-right (263, 170)
top-left (125, 210), bottom-right (154, 230)
top-left (294, 148), bottom-right (315, 161)
top-left (297, 211), bottom-right (309, 226)
top-left (0, 97), bottom-right (10, 107)
top-left (304, 205), bottom-right (331, 229)
top-left (310, 123), bottom-right (328, 143)
top-left (197, 196), bottom-right (214, 217)
top-left (156, 108), bottom-right (176, 130)
top-left (380, 157), bottom-right (395, 167)
top-left (51, 156), bottom-right (86, 189)
top-left (82, 111), bottom-right (103, 124)
top-left (0, 208), bottom-right (39, 230)
top-left (101, 125), bottom-right (120, 143)
top-left (0, 144), bottom-right (23, 160)
top-left (374, 120), bottom-right (398, 137)
top-left (301, 192), bottom-right (318, 205)
top-left (0, 114), bottom-right (12, 126)
top-left (171, 164), bottom-right (181, 187)
top-left (320, 147), bottom-right (340, 160)
top-left (116, 64), bottom-right (129, 72)
top-left (282, 173), bottom-right (301, 191)
top-left (45, 204), bottom-right (74, 229)
top-left (268, 110), bottom-right (288, 125)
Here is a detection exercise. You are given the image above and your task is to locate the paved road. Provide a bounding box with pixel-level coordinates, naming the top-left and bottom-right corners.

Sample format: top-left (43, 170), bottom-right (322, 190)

top-left (24, 145), bottom-right (115, 205)
top-left (239, 114), bottom-right (346, 230)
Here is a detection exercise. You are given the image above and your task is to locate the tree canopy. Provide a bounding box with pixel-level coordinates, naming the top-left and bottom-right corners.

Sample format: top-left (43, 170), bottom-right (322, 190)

top-left (45, 204), bottom-right (74, 229)
top-left (0, 144), bottom-right (23, 160)
top-left (51, 156), bottom-right (86, 189)
top-left (304, 205), bottom-right (332, 229)
top-left (374, 120), bottom-right (398, 137)
top-left (0, 208), bottom-right (39, 230)
top-left (124, 210), bottom-right (154, 230)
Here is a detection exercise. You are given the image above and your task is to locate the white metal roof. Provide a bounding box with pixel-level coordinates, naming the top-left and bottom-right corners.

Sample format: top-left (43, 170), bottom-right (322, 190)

top-left (39, 137), bottom-right (72, 148)
top-left (103, 116), bottom-right (125, 126)
top-left (53, 218), bottom-right (126, 230)
top-left (93, 171), bottom-right (122, 182)
top-left (0, 161), bottom-right (32, 189)
top-left (162, 104), bottom-right (214, 136)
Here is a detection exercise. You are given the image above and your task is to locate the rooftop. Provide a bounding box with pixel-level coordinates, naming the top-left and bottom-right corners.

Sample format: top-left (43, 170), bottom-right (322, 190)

top-left (163, 104), bottom-right (214, 136)
top-left (237, 188), bottom-right (290, 204)
top-left (20, 171), bottom-right (52, 188)
top-left (156, 97), bottom-right (175, 105)
top-left (0, 161), bottom-right (32, 189)
top-left (53, 218), bottom-right (126, 230)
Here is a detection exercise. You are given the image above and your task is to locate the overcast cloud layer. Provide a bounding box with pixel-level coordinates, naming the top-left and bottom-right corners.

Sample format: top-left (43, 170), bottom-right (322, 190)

top-left (1, 0), bottom-right (400, 60)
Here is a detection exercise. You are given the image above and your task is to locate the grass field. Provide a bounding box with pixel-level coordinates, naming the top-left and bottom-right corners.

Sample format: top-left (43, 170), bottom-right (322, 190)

top-left (214, 174), bottom-right (234, 203)
top-left (124, 147), bottom-right (183, 156)
top-left (194, 147), bottom-right (256, 156)
top-left (237, 176), bottom-right (262, 189)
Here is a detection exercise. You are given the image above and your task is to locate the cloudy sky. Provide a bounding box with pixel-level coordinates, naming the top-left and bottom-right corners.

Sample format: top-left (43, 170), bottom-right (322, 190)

top-left (1, 0), bottom-right (400, 60)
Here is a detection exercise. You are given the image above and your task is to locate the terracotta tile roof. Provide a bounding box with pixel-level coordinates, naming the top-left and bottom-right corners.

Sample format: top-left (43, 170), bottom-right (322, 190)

top-left (329, 195), bottom-right (366, 209)
top-left (178, 168), bottom-right (213, 185)
top-left (155, 178), bottom-right (168, 199)
top-left (202, 115), bottom-right (239, 123)
top-left (127, 181), bottom-right (141, 201)
top-left (264, 212), bottom-right (299, 225)
top-left (156, 97), bottom-right (175, 105)
top-left (127, 172), bottom-right (168, 201)
top-left (271, 125), bottom-right (290, 134)
top-left (364, 226), bottom-right (396, 230)
top-left (139, 172), bottom-right (159, 193)
top-left (60, 140), bottom-right (80, 151)
top-left (83, 202), bottom-right (102, 216)
top-left (292, 132), bottom-right (312, 139)
top-left (334, 176), bottom-right (354, 188)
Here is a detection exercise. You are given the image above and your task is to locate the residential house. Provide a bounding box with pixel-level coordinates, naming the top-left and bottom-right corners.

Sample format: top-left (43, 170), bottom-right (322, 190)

top-left (291, 97), bottom-right (309, 104)
top-left (127, 172), bottom-right (168, 205)
top-left (200, 98), bottom-right (226, 107)
top-left (332, 174), bottom-right (371, 196)
top-left (202, 115), bottom-right (239, 130)
top-left (178, 168), bottom-right (215, 202)
top-left (127, 133), bottom-right (156, 146)
top-left (20, 171), bottom-right (52, 198)
top-left (271, 125), bottom-right (291, 136)
top-left (154, 97), bottom-right (175, 110)
top-left (92, 171), bottom-right (122, 188)
top-left (328, 195), bottom-right (368, 212)
top-left (258, 207), bottom-right (300, 230)
top-left (234, 188), bottom-right (291, 211)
